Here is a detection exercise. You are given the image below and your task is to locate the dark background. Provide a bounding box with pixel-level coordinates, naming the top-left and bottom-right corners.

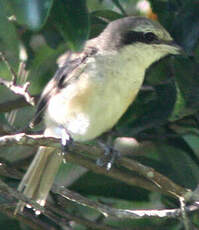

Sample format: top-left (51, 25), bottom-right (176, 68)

top-left (0, 0), bottom-right (199, 229)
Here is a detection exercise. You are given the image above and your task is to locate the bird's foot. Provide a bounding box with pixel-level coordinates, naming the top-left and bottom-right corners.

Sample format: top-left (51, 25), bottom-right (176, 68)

top-left (61, 128), bottom-right (73, 155)
top-left (96, 141), bottom-right (120, 170)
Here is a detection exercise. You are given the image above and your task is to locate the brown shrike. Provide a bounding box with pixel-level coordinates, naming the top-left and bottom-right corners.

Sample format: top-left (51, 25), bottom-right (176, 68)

top-left (16, 16), bottom-right (181, 214)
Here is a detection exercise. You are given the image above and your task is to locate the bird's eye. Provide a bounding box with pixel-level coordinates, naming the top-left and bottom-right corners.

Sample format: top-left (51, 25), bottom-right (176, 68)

top-left (144, 32), bottom-right (158, 43)
top-left (122, 31), bottom-right (144, 45)
top-left (122, 31), bottom-right (158, 46)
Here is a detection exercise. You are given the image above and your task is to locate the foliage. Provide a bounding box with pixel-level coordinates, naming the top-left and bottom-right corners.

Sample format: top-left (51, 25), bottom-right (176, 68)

top-left (0, 0), bottom-right (199, 229)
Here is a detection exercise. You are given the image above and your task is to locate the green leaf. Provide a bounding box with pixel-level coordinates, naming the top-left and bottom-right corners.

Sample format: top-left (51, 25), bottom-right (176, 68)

top-left (41, 25), bottom-right (64, 49)
top-left (0, 213), bottom-right (21, 230)
top-left (182, 133), bottom-right (199, 159)
top-left (91, 9), bottom-right (123, 21)
top-left (90, 10), bottom-right (123, 38)
top-left (28, 43), bottom-right (66, 93)
top-left (89, 16), bottom-right (108, 38)
top-left (111, 0), bottom-right (127, 15)
top-left (0, 1), bottom-right (19, 55)
top-left (118, 80), bottom-right (177, 135)
top-left (157, 141), bottom-right (199, 189)
top-left (151, 1), bottom-right (199, 54)
top-left (70, 171), bottom-right (149, 201)
top-left (8, 0), bottom-right (54, 30)
top-left (171, 57), bottom-right (199, 115)
top-left (0, 113), bottom-right (8, 124)
top-left (50, 0), bottom-right (90, 51)
top-left (169, 80), bottom-right (187, 121)
top-left (172, 1), bottom-right (199, 54)
top-left (150, 0), bottom-right (178, 29)
top-left (119, 55), bottom-right (199, 135)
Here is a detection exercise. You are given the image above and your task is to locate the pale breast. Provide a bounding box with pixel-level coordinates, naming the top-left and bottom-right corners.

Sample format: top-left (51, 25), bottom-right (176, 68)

top-left (45, 51), bottom-right (145, 142)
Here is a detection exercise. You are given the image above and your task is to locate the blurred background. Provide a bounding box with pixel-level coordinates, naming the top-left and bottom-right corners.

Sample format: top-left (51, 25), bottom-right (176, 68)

top-left (0, 0), bottom-right (199, 229)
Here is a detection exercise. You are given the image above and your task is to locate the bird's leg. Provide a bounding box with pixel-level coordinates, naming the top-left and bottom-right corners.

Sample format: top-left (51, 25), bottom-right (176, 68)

top-left (61, 127), bottom-right (73, 154)
top-left (96, 139), bottom-right (120, 171)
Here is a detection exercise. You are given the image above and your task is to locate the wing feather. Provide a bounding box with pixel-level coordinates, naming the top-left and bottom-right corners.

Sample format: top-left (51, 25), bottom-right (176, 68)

top-left (30, 48), bottom-right (97, 127)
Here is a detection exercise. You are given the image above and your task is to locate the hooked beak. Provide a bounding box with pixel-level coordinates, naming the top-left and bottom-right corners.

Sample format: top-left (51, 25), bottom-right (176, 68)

top-left (167, 41), bottom-right (186, 56)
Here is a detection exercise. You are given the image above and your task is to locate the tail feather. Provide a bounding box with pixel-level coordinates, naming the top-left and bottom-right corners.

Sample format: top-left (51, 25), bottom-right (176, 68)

top-left (33, 149), bottom-right (63, 206)
top-left (15, 146), bottom-right (63, 214)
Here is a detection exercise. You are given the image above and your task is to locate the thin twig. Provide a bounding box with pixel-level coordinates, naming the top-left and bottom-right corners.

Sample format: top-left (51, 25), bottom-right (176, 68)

top-left (179, 197), bottom-right (191, 230)
top-left (0, 78), bottom-right (35, 106)
top-left (0, 175), bottom-right (198, 228)
top-left (0, 179), bottom-right (120, 230)
top-left (111, 0), bottom-right (127, 16)
top-left (46, 203), bottom-right (120, 230)
top-left (0, 51), bottom-right (18, 83)
top-left (118, 157), bottom-right (189, 198)
top-left (0, 133), bottom-right (57, 147)
top-left (1, 205), bottom-right (54, 230)
top-left (52, 185), bottom-right (199, 219)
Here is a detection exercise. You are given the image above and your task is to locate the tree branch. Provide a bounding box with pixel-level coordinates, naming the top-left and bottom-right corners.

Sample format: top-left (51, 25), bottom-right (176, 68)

top-left (118, 157), bottom-right (188, 198)
top-left (0, 133), bottom-right (198, 230)
top-left (0, 133), bottom-right (190, 198)
top-left (0, 78), bottom-right (35, 106)
top-left (0, 179), bottom-right (121, 230)
top-left (52, 185), bottom-right (199, 219)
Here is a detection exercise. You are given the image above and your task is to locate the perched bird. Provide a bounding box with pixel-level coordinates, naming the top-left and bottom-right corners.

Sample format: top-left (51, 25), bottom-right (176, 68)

top-left (15, 16), bottom-right (181, 214)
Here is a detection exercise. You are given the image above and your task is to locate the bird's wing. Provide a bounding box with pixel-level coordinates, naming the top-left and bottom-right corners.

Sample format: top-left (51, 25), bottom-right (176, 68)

top-left (30, 47), bottom-right (98, 127)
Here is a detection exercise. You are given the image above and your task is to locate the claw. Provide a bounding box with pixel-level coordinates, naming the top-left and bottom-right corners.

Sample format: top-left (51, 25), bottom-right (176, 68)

top-left (96, 141), bottom-right (120, 170)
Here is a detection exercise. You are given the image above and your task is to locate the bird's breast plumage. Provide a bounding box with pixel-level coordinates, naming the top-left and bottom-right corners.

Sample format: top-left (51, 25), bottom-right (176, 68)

top-left (45, 50), bottom-right (145, 141)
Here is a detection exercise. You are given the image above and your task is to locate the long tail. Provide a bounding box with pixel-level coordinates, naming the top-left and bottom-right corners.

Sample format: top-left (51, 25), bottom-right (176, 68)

top-left (15, 146), bottom-right (63, 214)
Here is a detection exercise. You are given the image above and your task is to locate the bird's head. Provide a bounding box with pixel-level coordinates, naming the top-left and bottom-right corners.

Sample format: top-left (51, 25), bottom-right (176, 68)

top-left (98, 16), bottom-right (182, 67)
